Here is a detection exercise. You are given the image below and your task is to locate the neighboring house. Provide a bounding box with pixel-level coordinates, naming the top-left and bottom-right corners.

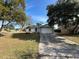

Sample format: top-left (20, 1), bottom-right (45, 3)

top-left (25, 25), bottom-right (37, 33)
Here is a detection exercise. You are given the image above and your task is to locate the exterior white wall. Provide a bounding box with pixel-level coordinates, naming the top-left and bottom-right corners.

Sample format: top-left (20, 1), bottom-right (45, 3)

top-left (31, 29), bottom-right (35, 32)
top-left (25, 27), bottom-right (53, 33)
top-left (40, 28), bottom-right (52, 33)
top-left (25, 29), bottom-right (29, 32)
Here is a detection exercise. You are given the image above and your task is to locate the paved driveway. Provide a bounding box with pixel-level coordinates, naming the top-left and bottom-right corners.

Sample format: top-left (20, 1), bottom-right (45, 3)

top-left (39, 33), bottom-right (79, 59)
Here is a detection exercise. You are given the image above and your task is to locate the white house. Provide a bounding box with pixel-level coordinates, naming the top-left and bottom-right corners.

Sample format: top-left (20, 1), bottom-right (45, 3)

top-left (39, 24), bottom-right (53, 33)
top-left (25, 25), bottom-right (37, 33)
top-left (25, 24), bottom-right (53, 33)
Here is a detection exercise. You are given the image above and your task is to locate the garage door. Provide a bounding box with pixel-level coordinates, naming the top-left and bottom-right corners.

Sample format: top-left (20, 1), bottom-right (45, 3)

top-left (40, 28), bottom-right (52, 33)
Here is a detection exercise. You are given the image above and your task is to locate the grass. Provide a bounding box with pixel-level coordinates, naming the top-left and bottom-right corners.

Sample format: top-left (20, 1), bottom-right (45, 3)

top-left (58, 34), bottom-right (79, 44)
top-left (63, 35), bottom-right (79, 44)
top-left (0, 32), bottom-right (39, 59)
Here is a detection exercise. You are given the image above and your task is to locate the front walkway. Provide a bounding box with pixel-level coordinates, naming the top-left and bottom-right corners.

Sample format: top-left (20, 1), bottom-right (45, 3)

top-left (39, 33), bottom-right (79, 59)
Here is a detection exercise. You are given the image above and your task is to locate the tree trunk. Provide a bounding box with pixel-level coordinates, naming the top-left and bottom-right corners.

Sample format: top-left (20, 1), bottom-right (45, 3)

top-left (73, 24), bottom-right (79, 34)
top-left (70, 23), bottom-right (78, 34)
top-left (0, 20), bottom-right (4, 31)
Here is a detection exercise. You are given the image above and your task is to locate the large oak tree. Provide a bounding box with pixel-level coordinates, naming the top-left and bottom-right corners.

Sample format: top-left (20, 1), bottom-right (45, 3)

top-left (47, 0), bottom-right (79, 34)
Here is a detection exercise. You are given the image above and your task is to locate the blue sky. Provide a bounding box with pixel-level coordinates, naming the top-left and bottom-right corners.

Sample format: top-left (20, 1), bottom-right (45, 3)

top-left (0, 0), bottom-right (57, 28)
top-left (25, 0), bottom-right (57, 24)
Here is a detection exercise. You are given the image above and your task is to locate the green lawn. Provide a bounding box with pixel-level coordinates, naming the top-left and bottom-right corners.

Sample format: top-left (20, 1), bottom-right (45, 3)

top-left (0, 33), bottom-right (39, 59)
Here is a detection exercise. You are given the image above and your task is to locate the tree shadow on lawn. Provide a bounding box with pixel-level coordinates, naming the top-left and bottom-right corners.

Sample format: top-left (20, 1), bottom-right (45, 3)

top-left (40, 34), bottom-right (79, 58)
top-left (48, 34), bottom-right (79, 53)
top-left (11, 33), bottom-right (40, 42)
top-left (41, 33), bottom-right (65, 44)
top-left (49, 43), bottom-right (79, 58)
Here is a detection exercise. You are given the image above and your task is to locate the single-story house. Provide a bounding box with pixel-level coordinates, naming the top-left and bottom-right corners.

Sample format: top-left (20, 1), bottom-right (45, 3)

top-left (24, 24), bottom-right (53, 33)
top-left (39, 24), bottom-right (53, 33)
top-left (25, 25), bottom-right (37, 33)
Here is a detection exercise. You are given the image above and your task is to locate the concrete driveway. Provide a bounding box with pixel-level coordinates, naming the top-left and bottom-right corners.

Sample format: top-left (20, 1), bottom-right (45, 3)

top-left (39, 33), bottom-right (79, 59)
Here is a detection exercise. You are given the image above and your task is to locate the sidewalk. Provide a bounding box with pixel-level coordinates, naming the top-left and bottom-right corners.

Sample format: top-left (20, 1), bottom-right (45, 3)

top-left (39, 33), bottom-right (79, 59)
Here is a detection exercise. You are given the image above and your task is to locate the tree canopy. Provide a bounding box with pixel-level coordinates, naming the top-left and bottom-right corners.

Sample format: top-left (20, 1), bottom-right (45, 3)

top-left (47, 0), bottom-right (79, 34)
top-left (0, 0), bottom-right (26, 31)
